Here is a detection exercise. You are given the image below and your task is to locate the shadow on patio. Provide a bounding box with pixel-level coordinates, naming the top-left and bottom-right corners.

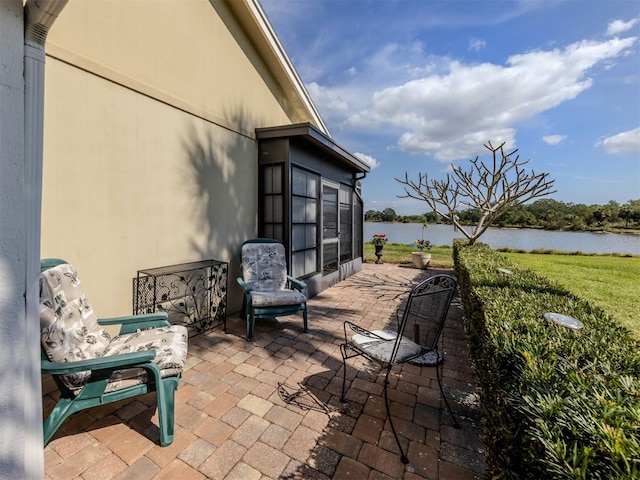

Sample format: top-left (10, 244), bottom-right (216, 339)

top-left (43, 263), bottom-right (485, 480)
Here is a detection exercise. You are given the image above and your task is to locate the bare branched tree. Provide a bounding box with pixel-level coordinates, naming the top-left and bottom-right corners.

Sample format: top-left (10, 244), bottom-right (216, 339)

top-left (396, 141), bottom-right (557, 244)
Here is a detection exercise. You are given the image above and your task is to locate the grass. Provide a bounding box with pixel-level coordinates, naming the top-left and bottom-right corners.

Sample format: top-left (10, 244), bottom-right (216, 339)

top-left (502, 252), bottom-right (640, 339)
top-left (364, 243), bottom-right (454, 268)
top-left (365, 243), bottom-right (640, 339)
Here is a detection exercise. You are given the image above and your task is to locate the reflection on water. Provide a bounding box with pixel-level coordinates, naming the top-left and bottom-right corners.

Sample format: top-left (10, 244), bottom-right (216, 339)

top-left (365, 222), bottom-right (640, 255)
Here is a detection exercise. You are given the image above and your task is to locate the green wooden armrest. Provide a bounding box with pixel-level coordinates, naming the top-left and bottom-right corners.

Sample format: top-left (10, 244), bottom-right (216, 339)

top-left (237, 278), bottom-right (253, 308)
top-left (99, 312), bottom-right (170, 335)
top-left (237, 277), bottom-right (251, 291)
top-left (41, 350), bottom-right (156, 375)
top-left (99, 312), bottom-right (169, 325)
top-left (287, 275), bottom-right (307, 295)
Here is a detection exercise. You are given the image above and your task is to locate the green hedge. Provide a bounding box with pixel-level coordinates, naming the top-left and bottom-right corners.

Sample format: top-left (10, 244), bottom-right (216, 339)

top-left (453, 240), bottom-right (640, 479)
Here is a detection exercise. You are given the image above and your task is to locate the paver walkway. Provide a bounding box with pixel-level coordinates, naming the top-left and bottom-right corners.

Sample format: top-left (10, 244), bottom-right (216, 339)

top-left (43, 263), bottom-right (485, 479)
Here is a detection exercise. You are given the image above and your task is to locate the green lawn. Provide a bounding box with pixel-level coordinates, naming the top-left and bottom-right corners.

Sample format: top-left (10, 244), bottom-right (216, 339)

top-left (365, 243), bottom-right (639, 339)
top-left (364, 243), bottom-right (454, 268)
top-left (502, 252), bottom-right (640, 338)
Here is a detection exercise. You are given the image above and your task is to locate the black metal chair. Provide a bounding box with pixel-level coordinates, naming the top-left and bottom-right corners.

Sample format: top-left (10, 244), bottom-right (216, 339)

top-left (340, 274), bottom-right (459, 464)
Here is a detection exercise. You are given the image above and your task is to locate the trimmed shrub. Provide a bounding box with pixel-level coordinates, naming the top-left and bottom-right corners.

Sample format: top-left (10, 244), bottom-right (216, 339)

top-left (453, 240), bottom-right (640, 479)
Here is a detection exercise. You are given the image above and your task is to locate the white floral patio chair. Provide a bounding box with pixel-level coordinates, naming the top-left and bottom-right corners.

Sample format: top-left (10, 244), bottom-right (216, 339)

top-left (39, 259), bottom-right (188, 446)
top-left (236, 239), bottom-right (308, 341)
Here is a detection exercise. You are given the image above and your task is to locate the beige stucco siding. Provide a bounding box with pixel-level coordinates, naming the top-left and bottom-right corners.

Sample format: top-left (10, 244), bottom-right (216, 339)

top-left (41, 0), bottom-right (301, 316)
top-left (44, 0), bottom-right (295, 134)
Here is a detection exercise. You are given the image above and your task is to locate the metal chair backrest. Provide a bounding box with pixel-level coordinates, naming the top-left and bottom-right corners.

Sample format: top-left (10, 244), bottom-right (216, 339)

top-left (391, 274), bottom-right (457, 364)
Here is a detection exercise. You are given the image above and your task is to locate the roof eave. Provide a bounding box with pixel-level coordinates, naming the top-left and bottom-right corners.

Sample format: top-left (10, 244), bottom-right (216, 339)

top-left (256, 123), bottom-right (371, 174)
top-left (225, 0), bottom-right (330, 136)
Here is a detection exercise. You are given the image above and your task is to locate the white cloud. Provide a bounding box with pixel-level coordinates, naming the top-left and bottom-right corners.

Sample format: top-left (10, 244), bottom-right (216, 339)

top-left (306, 82), bottom-right (351, 120)
top-left (408, 63), bottom-right (437, 78)
top-left (354, 152), bottom-right (380, 169)
top-left (469, 38), bottom-right (486, 52)
top-left (573, 175), bottom-right (619, 184)
top-left (607, 18), bottom-right (639, 36)
top-left (543, 134), bottom-right (567, 145)
top-left (596, 127), bottom-right (640, 153)
top-left (346, 36), bottom-right (637, 161)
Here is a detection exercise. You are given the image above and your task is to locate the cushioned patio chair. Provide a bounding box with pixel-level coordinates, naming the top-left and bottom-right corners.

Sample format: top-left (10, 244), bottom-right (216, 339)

top-left (340, 274), bottom-right (459, 464)
top-left (237, 238), bottom-right (308, 342)
top-left (39, 258), bottom-right (188, 446)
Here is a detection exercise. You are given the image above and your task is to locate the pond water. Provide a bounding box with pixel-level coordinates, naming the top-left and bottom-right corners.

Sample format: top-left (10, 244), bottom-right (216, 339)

top-left (365, 222), bottom-right (640, 255)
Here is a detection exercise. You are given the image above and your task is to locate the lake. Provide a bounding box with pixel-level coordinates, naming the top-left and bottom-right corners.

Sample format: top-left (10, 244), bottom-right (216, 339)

top-left (365, 222), bottom-right (640, 255)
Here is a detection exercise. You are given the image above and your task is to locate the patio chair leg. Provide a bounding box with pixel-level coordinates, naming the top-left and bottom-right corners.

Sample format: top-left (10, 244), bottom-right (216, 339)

top-left (246, 311), bottom-right (255, 342)
top-left (339, 344), bottom-right (348, 402)
top-left (43, 397), bottom-right (76, 445)
top-left (436, 355), bottom-right (460, 429)
top-left (383, 367), bottom-right (409, 464)
top-left (158, 377), bottom-right (179, 447)
top-left (240, 297), bottom-right (246, 321)
top-left (302, 306), bottom-right (309, 333)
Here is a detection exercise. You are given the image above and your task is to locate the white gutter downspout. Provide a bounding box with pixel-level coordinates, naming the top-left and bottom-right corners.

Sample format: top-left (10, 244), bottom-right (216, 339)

top-left (23, 1), bottom-right (67, 478)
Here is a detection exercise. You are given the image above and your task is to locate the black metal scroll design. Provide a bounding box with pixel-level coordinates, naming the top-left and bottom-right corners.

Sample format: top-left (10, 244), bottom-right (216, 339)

top-left (332, 271), bottom-right (415, 301)
top-left (412, 273), bottom-right (457, 296)
top-left (332, 268), bottom-right (455, 301)
top-left (277, 383), bottom-right (333, 413)
top-left (208, 263), bottom-right (228, 331)
top-left (134, 261), bottom-right (228, 337)
top-left (345, 321), bottom-right (379, 337)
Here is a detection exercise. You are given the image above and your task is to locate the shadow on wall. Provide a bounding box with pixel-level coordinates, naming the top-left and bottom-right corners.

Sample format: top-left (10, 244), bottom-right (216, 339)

top-left (181, 109), bottom-right (256, 313)
top-left (0, 255), bottom-right (28, 475)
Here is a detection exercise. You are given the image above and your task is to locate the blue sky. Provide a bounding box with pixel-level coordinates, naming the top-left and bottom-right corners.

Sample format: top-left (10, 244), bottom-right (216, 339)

top-left (260, 0), bottom-right (640, 215)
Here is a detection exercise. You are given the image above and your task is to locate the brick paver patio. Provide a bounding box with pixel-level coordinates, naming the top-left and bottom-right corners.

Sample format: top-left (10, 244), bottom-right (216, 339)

top-left (43, 263), bottom-right (485, 479)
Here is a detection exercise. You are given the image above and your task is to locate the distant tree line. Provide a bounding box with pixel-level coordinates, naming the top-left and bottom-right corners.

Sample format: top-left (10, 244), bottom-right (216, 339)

top-left (365, 199), bottom-right (640, 231)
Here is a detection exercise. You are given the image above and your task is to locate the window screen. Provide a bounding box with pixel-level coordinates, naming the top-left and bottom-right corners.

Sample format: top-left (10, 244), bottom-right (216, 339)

top-left (291, 167), bottom-right (319, 278)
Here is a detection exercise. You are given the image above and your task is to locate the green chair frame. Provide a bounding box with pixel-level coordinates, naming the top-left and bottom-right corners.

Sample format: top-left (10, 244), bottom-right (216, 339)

top-left (236, 239), bottom-right (308, 342)
top-left (40, 258), bottom-right (181, 447)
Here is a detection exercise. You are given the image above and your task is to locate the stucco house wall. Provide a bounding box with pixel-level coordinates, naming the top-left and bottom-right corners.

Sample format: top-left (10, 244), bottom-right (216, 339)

top-left (40, 0), bottom-right (318, 316)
